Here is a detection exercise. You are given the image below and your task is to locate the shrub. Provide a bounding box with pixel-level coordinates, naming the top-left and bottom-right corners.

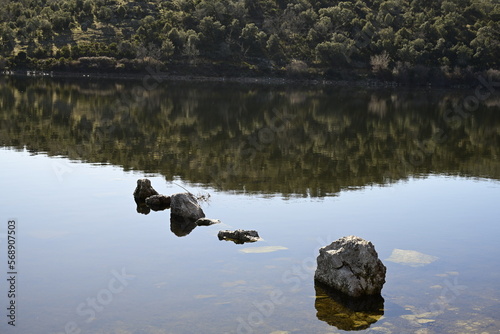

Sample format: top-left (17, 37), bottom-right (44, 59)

top-left (286, 59), bottom-right (309, 77)
top-left (370, 52), bottom-right (392, 80)
top-left (370, 52), bottom-right (390, 73)
top-left (77, 56), bottom-right (117, 70)
top-left (485, 69), bottom-right (500, 81)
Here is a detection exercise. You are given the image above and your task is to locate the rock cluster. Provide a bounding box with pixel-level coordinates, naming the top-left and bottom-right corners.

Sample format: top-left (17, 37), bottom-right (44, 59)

top-left (133, 179), bottom-right (260, 242)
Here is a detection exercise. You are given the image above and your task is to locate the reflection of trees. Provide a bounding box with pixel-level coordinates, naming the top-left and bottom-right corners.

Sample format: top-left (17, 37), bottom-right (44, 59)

top-left (1, 77), bottom-right (499, 197)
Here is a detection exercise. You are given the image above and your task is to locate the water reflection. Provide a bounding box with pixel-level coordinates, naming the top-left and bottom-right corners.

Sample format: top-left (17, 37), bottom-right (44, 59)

top-left (1, 76), bottom-right (499, 197)
top-left (314, 282), bottom-right (384, 331)
top-left (135, 198), bottom-right (151, 215)
top-left (170, 214), bottom-right (198, 237)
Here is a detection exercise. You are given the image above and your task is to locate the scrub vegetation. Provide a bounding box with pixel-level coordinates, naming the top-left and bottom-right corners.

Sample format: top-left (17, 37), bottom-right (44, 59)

top-left (0, 0), bottom-right (499, 84)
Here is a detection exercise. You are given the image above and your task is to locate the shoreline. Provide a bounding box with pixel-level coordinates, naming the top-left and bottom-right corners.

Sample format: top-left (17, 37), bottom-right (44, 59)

top-left (1, 69), bottom-right (475, 89)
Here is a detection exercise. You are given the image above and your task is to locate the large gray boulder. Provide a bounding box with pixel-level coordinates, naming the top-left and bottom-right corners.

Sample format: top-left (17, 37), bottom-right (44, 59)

top-left (170, 193), bottom-right (205, 220)
top-left (133, 179), bottom-right (159, 201)
top-left (315, 236), bottom-right (386, 298)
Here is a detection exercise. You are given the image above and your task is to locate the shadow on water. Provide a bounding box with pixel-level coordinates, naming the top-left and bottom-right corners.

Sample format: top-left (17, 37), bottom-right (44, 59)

top-left (1, 76), bottom-right (499, 197)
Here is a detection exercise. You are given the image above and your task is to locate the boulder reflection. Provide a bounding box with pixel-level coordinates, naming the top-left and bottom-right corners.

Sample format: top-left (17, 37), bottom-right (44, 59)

top-left (170, 214), bottom-right (198, 237)
top-left (314, 282), bottom-right (384, 331)
top-left (135, 198), bottom-right (151, 215)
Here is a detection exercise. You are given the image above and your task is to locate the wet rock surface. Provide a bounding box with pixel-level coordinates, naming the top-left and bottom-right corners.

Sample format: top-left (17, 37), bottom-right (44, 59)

top-left (145, 194), bottom-right (171, 211)
top-left (315, 235), bottom-right (386, 298)
top-left (195, 218), bottom-right (221, 226)
top-left (218, 230), bottom-right (260, 244)
top-left (133, 179), bottom-right (159, 201)
top-left (170, 192), bottom-right (205, 220)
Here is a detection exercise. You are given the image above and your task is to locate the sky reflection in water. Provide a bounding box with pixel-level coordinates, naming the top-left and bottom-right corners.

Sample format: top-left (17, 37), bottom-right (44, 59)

top-left (0, 148), bottom-right (499, 334)
top-left (0, 77), bottom-right (499, 333)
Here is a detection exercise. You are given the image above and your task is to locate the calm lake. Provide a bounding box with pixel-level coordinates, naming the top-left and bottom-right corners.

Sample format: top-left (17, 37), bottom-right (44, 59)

top-left (0, 76), bottom-right (499, 334)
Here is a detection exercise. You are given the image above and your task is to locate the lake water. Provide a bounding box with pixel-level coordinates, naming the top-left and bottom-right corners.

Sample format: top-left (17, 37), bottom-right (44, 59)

top-left (0, 76), bottom-right (499, 334)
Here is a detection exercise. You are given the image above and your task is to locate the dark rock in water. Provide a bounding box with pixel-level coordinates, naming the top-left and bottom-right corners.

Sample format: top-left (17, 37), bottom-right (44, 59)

top-left (133, 179), bottom-right (159, 201)
top-left (218, 230), bottom-right (260, 244)
top-left (315, 236), bottom-right (386, 298)
top-left (314, 281), bottom-right (384, 331)
top-left (195, 218), bottom-right (221, 226)
top-left (170, 214), bottom-right (198, 237)
top-left (145, 194), bottom-right (171, 211)
top-left (170, 193), bottom-right (205, 220)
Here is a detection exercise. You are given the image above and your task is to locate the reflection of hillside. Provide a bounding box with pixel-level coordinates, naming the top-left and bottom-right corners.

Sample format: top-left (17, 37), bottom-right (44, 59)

top-left (1, 77), bottom-right (499, 197)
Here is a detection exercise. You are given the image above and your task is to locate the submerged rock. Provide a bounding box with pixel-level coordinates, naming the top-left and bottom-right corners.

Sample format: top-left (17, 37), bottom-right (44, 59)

top-left (315, 236), bottom-right (386, 298)
top-left (170, 193), bottom-right (205, 220)
top-left (218, 230), bottom-right (260, 244)
top-left (133, 179), bottom-right (159, 201)
top-left (195, 218), bottom-right (221, 226)
top-left (386, 249), bottom-right (438, 267)
top-left (145, 194), bottom-right (171, 211)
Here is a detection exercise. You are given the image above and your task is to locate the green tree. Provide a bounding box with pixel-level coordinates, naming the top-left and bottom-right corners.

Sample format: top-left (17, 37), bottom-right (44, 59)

top-left (198, 16), bottom-right (226, 56)
top-left (315, 41), bottom-right (349, 66)
top-left (183, 30), bottom-right (200, 62)
top-left (239, 23), bottom-right (266, 57)
top-left (266, 34), bottom-right (286, 63)
top-left (161, 38), bottom-right (175, 60)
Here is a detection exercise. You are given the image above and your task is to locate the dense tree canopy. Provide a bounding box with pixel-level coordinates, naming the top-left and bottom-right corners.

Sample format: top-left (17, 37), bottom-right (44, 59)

top-left (0, 0), bottom-right (499, 82)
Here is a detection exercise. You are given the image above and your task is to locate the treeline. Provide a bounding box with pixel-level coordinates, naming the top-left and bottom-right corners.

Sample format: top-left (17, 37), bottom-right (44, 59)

top-left (1, 77), bottom-right (499, 196)
top-left (0, 0), bottom-right (499, 83)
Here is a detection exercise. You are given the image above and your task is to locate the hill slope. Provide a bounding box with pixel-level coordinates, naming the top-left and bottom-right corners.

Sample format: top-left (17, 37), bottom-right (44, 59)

top-left (0, 0), bottom-right (499, 83)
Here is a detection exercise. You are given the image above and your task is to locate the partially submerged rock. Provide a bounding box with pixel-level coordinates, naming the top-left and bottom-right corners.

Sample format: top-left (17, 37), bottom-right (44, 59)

top-left (170, 193), bottom-right (205, 220)
top-left (315, 236), bottom-right (386, 298)
top-left (195, 218), bottom-right (221, 226)
top-left (218, 230), bottom-right (260, 244)
top-left (133, 179), bottom-right (159, 201)
top-left (145, 194), bottom-right (171, 211)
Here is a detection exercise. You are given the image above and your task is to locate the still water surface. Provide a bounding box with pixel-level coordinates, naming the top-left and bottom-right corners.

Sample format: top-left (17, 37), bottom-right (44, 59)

top-left (0, 77), bottom-right (499, 333)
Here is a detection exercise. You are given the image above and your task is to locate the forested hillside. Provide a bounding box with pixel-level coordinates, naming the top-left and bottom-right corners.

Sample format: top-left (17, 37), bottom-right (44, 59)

top-left (1, 0), bottom-right (499, 83)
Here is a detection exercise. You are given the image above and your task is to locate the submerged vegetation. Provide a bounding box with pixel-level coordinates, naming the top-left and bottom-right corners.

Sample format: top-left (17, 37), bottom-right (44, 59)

top-left (0, 0), bottom-right (499, 84)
